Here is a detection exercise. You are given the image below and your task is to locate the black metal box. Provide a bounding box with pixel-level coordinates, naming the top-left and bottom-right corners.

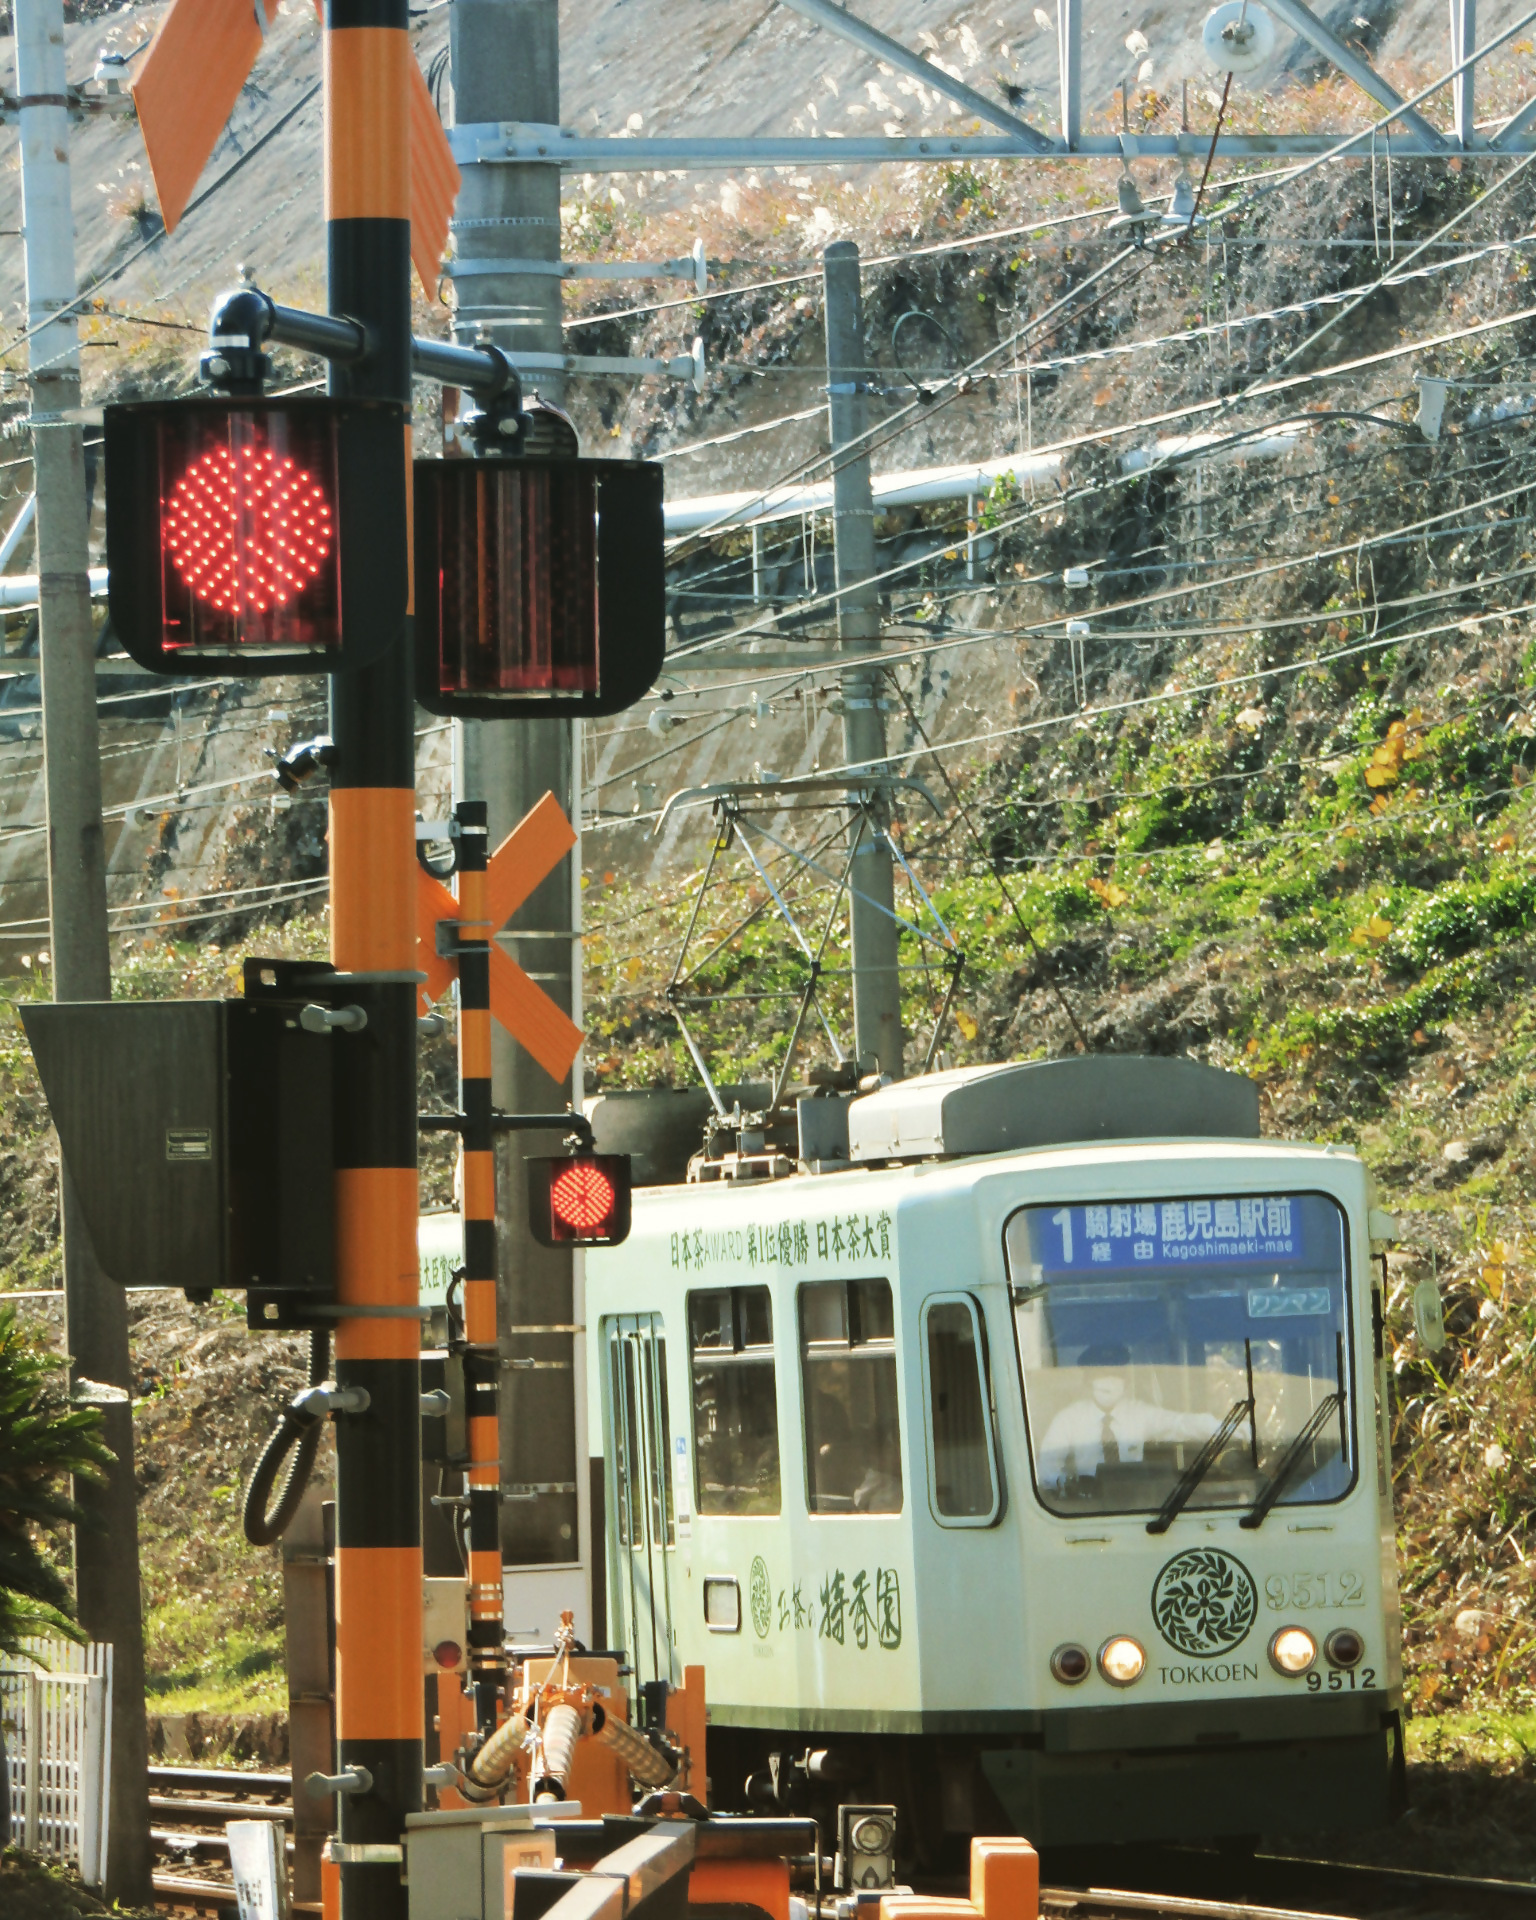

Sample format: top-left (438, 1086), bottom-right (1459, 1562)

top-left (21, 998), bottom-right (334, 1325)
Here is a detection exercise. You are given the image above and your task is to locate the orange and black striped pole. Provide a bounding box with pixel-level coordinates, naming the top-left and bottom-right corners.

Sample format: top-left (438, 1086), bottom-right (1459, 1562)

top-left (324, 0), bottom-right (421, 1912)
top-left (453, 799), bottom-right (507, 1730)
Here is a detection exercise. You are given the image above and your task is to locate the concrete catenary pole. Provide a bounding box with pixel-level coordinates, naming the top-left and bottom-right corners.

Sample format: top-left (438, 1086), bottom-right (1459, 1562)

top-left (823, 240), bottom-right (904, 1080)
top-left (448, 0), bottom-right (589, 1633)
top-left (15, 0), bottom-right (152, 1897)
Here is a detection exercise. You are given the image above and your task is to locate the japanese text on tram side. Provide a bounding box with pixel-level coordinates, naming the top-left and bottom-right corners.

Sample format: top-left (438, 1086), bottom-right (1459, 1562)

top-left (773, 1568), bottom-right (902, 1650)
top-left (669, 1211), bottom-right (894, 1272)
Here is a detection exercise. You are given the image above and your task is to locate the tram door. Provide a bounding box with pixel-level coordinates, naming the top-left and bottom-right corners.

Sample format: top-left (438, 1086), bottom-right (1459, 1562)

top-left (604, 1314), bottom-right (677, 1702)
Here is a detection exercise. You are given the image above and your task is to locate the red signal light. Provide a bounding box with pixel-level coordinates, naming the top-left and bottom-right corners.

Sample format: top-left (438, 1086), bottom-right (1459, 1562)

top-left (551, 1159), bottom-right (616, 1233)
top-left (105, 397), bottom-right (408, 677)
top-left (528, 1153), bottom-right (632, 1249)
top-left (165, 443), bottom-right (334, 617)
top-left (152, 410), bottom-right (342, 657)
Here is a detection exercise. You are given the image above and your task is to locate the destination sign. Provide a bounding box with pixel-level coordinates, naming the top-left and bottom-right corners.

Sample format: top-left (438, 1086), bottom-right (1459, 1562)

top-left (1036, 1195), bottom-right (1306, 1275)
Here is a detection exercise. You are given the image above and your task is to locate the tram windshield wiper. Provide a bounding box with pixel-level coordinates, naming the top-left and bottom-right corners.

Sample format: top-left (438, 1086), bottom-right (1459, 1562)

top-left (1239, 1391), bottom-right (1345, 1530)
top-left (1145, 1394), bottom-right (1254, 1535)
top-left (1241, 1330), bottom-right (1349, 1530)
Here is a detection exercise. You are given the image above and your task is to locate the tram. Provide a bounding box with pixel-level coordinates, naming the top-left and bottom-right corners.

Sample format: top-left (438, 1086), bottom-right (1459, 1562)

top-left (584, 1056), bottom-right (1404, 1854)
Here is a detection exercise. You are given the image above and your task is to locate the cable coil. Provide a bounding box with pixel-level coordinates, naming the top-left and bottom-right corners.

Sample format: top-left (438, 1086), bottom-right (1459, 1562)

top-left (242, 1328), bottom-right (331, 1547)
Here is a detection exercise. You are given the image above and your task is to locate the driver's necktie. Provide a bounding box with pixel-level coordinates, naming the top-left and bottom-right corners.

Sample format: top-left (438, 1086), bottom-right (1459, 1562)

top-left (1101, 1412), bottom-right (1120, 1465)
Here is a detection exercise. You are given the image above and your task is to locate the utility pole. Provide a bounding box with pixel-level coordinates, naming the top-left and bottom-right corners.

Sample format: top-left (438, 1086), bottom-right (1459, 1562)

top-left (324, 3), bottom-right (422, 1913)
top-left (15, 0), bottom-right (151, 1896)
top-left (823, 240), bottom-right (904, 1080)
top-left (450, 0), bottom-right (588, 1632)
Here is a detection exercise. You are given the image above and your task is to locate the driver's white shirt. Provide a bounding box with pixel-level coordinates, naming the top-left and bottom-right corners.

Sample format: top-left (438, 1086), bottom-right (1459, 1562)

top-left (1040, 1395), bottom-right (1218, 1484)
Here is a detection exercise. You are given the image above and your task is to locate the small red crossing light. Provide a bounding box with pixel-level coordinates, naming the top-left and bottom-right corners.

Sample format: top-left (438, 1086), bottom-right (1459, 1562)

top-left (528, 1153), bottom-right (633, 1248)
top-left (105, 396), bottom-right (407, 676)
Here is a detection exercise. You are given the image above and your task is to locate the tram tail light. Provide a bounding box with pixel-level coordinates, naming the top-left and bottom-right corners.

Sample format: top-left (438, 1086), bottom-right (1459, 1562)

top-left (414, 458), bottom-right (664, 718)
top-left (104, 397), bottom-right (407, 676)
top-left (1049, 1644), bottom-right (1091, 1685)
top-left (528, 1153), bottom-right (633, 1248)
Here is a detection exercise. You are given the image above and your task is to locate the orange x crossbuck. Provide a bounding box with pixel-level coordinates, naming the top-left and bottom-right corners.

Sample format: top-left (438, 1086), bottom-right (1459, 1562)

top-left (416, 792), bottom-right (585, 1084)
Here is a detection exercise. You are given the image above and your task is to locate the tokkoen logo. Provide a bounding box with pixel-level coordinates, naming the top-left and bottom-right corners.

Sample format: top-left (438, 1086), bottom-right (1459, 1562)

top-left (749, 1556), bottom-right (773, 1639)
top-left (1151, 1547), bottom-right (1258, 1656)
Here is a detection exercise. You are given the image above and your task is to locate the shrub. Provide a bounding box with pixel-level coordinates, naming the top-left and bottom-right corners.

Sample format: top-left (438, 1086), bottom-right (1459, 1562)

top-left (0, 1309), bottom-right (111, 1653)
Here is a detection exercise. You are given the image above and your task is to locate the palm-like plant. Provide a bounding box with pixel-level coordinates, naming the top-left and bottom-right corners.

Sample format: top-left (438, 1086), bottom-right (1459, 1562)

top-left (0, 1305), bottom-right (113, 1654)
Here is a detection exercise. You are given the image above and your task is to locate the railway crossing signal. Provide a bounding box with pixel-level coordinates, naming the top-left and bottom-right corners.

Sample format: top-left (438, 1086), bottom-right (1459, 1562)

top-left (58, 0), bottom-right (662, 1898)
top-left (527, 1154), bottom-right (632, 1248)
top-left (103, 396), bottom-right (408, 675)
top-left (413, 456), bottom-right (666, 718)
top-left (416, 790), bottom-right (585, 1083)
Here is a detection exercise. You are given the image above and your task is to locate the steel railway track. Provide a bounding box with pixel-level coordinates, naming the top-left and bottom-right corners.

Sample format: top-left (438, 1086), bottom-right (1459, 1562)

top-left (1040, 1845), bottom-right (1536, 1920)
top-left (143, 1772), bottom-right (1536, 1920)
top-left (148, 1764), bottom-right (291, 1914)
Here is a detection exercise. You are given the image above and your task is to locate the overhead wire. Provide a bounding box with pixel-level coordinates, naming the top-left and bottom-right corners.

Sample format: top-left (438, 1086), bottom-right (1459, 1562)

top-left (0, 82), bottom-right (323, 367)
top-left (657, 379), bottom-right (1533, 606)
top-left (585, 562), bottom-right (1536, 830)
top-left (664, 301), bottom-right (1536, 663)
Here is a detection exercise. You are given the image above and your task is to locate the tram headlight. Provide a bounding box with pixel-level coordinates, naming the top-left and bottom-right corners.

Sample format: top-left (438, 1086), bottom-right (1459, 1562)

top-left (1324, 1627), bottom-right (1365, 1669)
top-left (1050, 1644), bottom-right (1091, 1685)
top-left (1268, 1625), bottom-right (1318, 1675)
top-left (1097, 1636), bottom-right (1147, 1687)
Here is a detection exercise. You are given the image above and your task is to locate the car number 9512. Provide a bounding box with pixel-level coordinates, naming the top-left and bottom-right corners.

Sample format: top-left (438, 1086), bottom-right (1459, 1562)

top-left (1265, 1570), bottom-right (1364, 1609)
top-left (1307, 1667), bottom-right (1377, 1691)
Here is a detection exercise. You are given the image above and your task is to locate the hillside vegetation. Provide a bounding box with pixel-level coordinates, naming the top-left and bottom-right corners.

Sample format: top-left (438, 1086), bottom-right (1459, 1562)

top-left (4, 103), bottom-right (1536, 1863)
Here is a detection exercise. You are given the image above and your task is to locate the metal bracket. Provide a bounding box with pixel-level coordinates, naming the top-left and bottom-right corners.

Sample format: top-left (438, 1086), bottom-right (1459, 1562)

top-left (325, 1842), bottom-right (402, 1864)
top-left (308, 1766), bottom-right (373, 1799)
top-left (294, 1384), bottom-right (371, 1417)
top-left (656, 773), bottom-right (944, 832)
top-left (446, 239), bottom-right (706, 295)
top-left (299, 1003), bottom-right (368, 1035)
top-left (467, 343), bottom-right (706, 389)
top-left (309, 1303), bottom-right (434, 1320)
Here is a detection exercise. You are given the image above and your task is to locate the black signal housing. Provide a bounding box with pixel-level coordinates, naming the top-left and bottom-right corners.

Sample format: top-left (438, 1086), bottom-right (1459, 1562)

top-left (104, 396), bottom-right (408, 676)
top-left (528, 1153), bottom-right (633, 1249)
top-left (413, 456), bottom-right (665, 718)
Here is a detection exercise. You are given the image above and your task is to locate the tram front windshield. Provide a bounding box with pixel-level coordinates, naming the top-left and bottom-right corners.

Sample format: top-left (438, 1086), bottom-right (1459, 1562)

top-left (1005, 1193), bottom-right (1355, 1520)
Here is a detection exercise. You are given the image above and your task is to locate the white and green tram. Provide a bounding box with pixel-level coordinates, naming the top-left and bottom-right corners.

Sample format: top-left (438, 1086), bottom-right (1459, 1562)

top-left (584, 1058), bottom-right (1404, 1855)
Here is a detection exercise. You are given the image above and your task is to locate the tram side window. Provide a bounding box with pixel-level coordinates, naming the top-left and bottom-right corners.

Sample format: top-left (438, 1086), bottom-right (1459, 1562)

top-left (924, 1298), bottom-right (998, 1521)
top-left (801, 1279), bottom-right (903, 1515)
top-left (688, 1288), bottom-right (782, 1515)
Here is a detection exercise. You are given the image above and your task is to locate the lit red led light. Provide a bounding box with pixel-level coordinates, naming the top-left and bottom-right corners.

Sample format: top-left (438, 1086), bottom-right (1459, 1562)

top-left (549, 1160), bottom-right (617, 1234)
top-left (164, 441), bottom-right (333, 616)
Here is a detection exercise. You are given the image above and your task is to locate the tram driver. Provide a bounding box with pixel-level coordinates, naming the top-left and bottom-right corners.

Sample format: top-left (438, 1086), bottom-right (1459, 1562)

top-left (1037, 1342), bottom-right (1219, 1492)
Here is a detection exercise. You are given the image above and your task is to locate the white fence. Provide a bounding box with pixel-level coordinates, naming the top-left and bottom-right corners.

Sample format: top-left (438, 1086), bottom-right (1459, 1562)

top-left (1, 1638), bottom-right (112, 1886)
